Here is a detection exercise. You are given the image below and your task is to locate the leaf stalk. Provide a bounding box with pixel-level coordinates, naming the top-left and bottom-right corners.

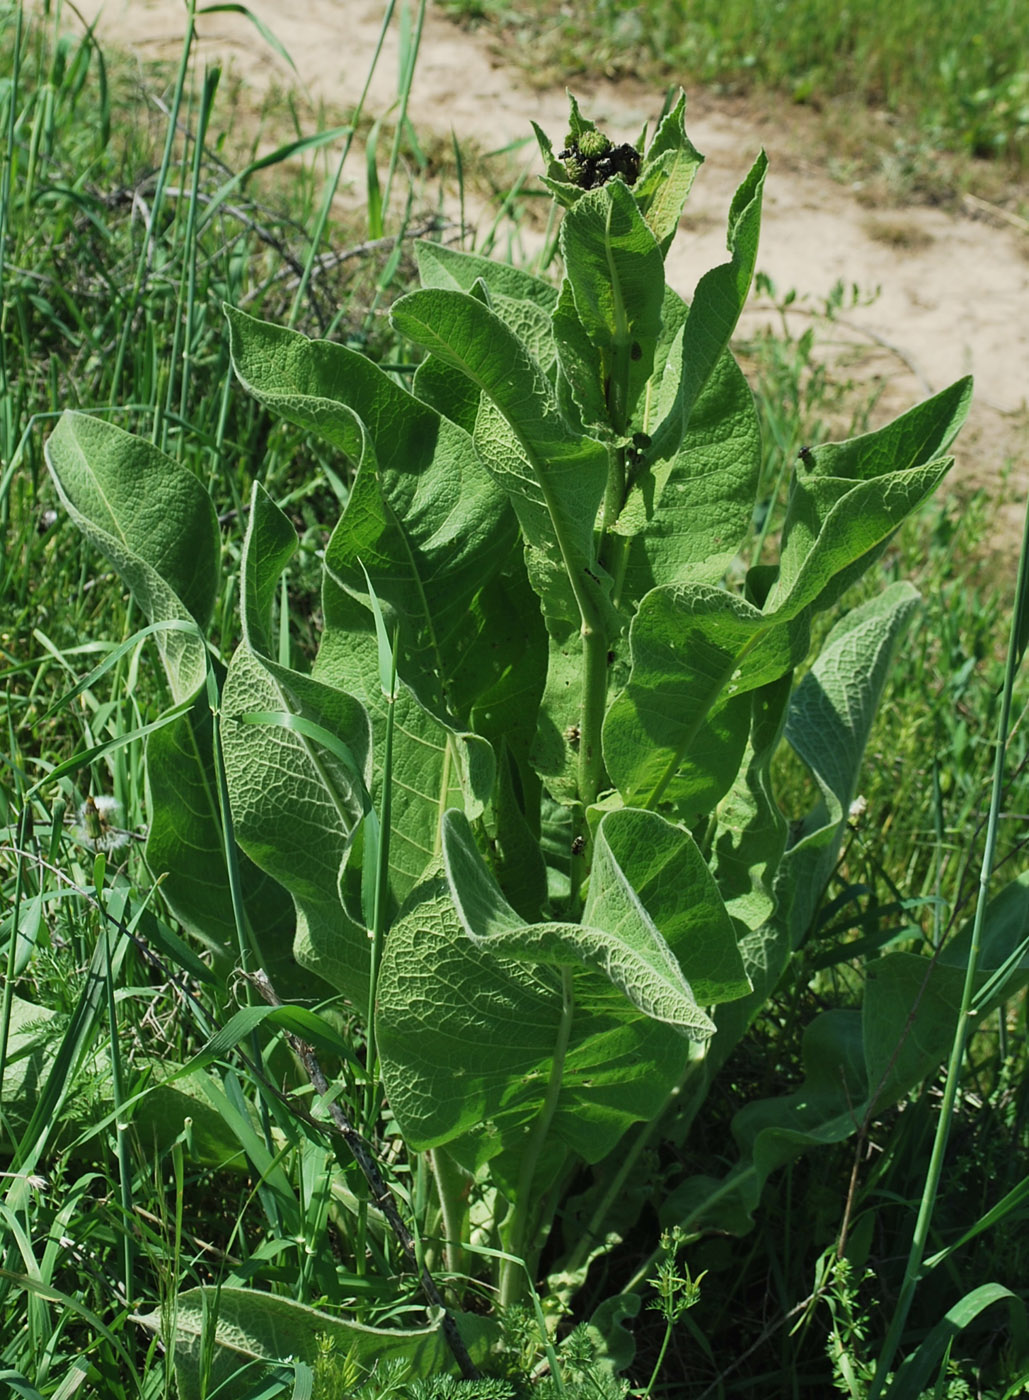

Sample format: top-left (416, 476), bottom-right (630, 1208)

top-left (500, 966), bottom-right (575, 1307)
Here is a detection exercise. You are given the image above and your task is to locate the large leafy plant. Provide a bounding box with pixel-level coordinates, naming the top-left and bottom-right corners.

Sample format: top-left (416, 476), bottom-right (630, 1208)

top-left (43, 92), bottom-right (1029, 1386)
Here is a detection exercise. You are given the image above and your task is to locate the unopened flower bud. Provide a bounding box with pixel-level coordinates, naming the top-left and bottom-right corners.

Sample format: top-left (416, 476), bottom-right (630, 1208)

top-left (577, 130), bottom-right (611, 158)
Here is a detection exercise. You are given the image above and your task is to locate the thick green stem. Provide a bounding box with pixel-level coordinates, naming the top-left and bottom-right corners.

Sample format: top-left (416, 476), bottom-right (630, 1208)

top-left (431, 1147), bottom-right (469, 1282)
top-left (577, 618), bottom-right (610, 814)
top-left (601, 443), bottom-right (627, 535)
top-left (499, 967), bottom-right (575, 1307)
top-left (600, 441), bottom-right (631, 614)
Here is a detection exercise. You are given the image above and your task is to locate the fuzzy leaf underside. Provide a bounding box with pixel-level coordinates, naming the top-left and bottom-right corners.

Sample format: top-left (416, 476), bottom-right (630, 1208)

top-left (441, 807), bottom-right (727, 1033)
top-left (136, 1287), bottom-right (484, 1400)
top-left (44, 411), bottom-right (217, 703)
top-left (377, 876), bottom-right (692, 1176)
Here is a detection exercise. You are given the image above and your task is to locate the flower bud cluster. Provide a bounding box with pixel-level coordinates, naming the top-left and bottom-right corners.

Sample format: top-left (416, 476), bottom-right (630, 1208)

top-left (557, 127), bottom-right (641, 190)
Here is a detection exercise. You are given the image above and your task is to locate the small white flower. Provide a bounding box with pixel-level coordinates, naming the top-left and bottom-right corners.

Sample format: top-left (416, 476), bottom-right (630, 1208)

top-left (848, 795), bottom-right (868, 820)
top-left (0, 1170), bottom-right (48, 1194)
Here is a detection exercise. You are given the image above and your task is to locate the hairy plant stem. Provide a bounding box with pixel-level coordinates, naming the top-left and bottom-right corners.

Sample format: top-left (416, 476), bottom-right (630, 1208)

top-left (499, 966), bottom-right (575, 1308)
top-left (573, 425), bottom-right (629, 885)
top-left (601, 442), bottom-right (627, 535)
top-left (431, 1147), bottom-right (469, 1281)
top-left (577, 618), bottom-right (609, 814)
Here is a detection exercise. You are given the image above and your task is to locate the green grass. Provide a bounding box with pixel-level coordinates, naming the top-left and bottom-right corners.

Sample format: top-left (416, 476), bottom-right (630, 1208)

top-left (2, 2), bottom-right (1029, 1397)
top-left (0, 7), bottom-right (454, 1391)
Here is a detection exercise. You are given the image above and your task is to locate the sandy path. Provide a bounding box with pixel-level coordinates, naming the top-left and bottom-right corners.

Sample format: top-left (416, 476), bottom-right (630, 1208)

top-left (60, 0), bottom-right (1029, 538)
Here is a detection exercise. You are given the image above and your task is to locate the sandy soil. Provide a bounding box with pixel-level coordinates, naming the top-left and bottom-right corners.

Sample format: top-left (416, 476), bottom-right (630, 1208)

top-left (60, 0), bottom-right (1029, 550)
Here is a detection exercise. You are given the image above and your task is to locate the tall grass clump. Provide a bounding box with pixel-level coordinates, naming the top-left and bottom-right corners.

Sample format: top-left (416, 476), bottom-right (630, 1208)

top-left (0, 0), bottom-right (445, 715)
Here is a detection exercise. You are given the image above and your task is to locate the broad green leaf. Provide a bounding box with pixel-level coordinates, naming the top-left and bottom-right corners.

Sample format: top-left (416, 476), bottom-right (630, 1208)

top-left (589, 807), bottom-right (749, 1005)
top-left (697, 874), bottom-right (1029, 1233)
top-left (441, 808), bottom-right (717, 1032)
top-left (602, 583), bottom-right (806, 809)
top-left (428, 268), bottom-right (559, 388)
top-left (390, 286), bottom-right (612, 636)
top-left (616, 344), bottom-right (762, 599)
top-left (144, 690), bottom-right (294, 974)
top-left (661, 950), bottom-right (998, 1235)
top-left (558, 180), bottom-right (665, 433)
top-left (530, 625), bottom-right (598, 804)
top-left (322, 428), bottom-right (518, 718)
top-left (377, 875), bottom-right (691, 1178)
top-left (240, 480), bottom-right (299, 657)
top-left (414, 243), bottom-right (561, 425)
top-left (632, 90), bottom-right (704, 255)
top-left (227, 305), bottom-right (517, 715)
top-left (660, 612), bottom-right (1029, 1241)
top-left (316, 588), bottom-right (497, 902)
top-left (136, 1287), bottom-right (479, 1400)
top-left (778, 581), bottom-right (921, 949)
top-left (553, 277), bottom-right (610, 431)
top-left (415, 238), bottom-right (559, 314)
top-left (868, 874), bottom-right (1029, 1109)
top-left (412, 348), bottom-right (483, 434)
top-left (42, 429), bottom-right (299, 978)
top-left (454, 557), bottom-right (548, 766)
top-left (768, 377), bottom-right (972, 616)
top-left (649, 152), bottom-right (766, 465)
top-left (237, 479), bottom-right (502, 927)
top-left (488, 743), bottom-right (548, 922)
top-left (703, 584), bottom-right (920, 1089)
top-left (649, 281), bottom-right (691, 385)
top-left (44, 412), bottom-right (217, 703)
top-left (802, 374), bottom-right (971, 482)
top-left (604, 537), bottom-right (934, 817)
top-left (491, 291), bottom-right (561, 380)
top-left (221, 644), bottom-right (374, 1001)
top-left (708, 673), bottom-right (792, 941)
top-left (948, 869), bottom-right (1029, 1012)
top-left (226, 305), bottom-right (360, 459)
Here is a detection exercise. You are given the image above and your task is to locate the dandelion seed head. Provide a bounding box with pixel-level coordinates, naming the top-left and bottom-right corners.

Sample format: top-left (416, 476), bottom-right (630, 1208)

top-left (74, 795), bottom-right (130, 853)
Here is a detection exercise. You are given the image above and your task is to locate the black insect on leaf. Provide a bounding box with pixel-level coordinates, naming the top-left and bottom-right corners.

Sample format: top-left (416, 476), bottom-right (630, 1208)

top-left (627, 431), bottom-right (651, 478)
